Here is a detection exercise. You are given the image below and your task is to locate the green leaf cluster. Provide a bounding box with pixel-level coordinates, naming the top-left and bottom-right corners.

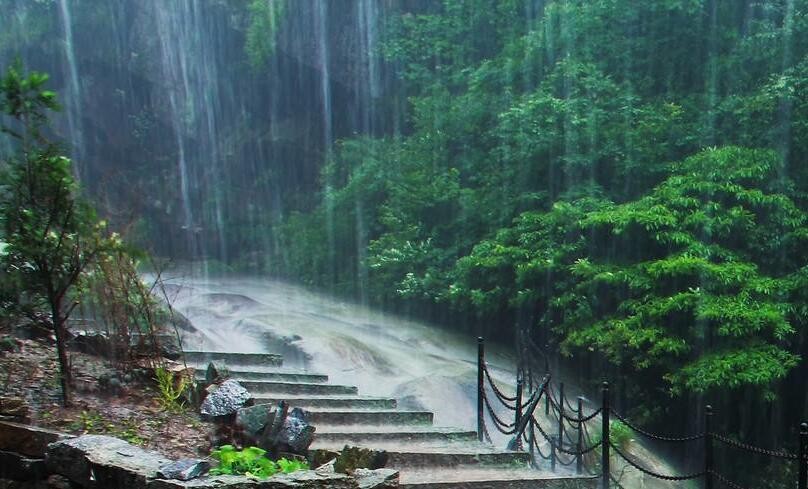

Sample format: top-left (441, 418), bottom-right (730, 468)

top-left (245, 0), bottom-right (286, 72)
top-left (209, 445), bottom-right (308, 479)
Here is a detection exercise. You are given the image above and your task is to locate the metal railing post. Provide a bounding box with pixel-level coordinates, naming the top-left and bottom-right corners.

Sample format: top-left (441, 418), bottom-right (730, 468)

top-left (602, 382), bottom-right (610, 489)
top-left (705, 405), bottom-right (713, 489)
top-left (515, 378), bottom-right (524, 451)
top-left (557, 382), bottom-right (565, 469)
top-left (577, 396), bottom-right (584, 474)
top-left (477, 337), bottom-right (484, 442)
top-left (529, 420), bottom-right (536, 468)
top-left (799, 422), bottom-right (807, 489)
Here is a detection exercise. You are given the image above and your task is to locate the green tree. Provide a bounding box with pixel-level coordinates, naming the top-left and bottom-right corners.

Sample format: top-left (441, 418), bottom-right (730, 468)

top-left (0, 61), bottom-right (108, 405)
top-left (454, 147), bottom-right (807, 400)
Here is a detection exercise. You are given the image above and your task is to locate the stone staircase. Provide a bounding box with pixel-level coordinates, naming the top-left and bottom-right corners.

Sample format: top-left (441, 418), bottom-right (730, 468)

top-left (185, 351), bottom-right (596, 489)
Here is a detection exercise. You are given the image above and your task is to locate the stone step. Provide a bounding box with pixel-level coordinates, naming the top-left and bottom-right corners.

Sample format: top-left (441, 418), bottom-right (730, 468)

top-left (238, 381), bottom-right (358, 396)
top-left (194, 370), bottom-right (329, 384)
top-left (311, 440), bottom-right (530, 468)
top-left (307, 410), bottom-right (433, 426)
top-left (312, 426), bottom-right (476, 445)
top-left (389, 449), bottom-right (529, 468)
top-left (182, 351), bottom-right (283, 367)
top-left (252, 395), bottom-right (396, 410)
top-left (399, 467), bottom-right (598, 489)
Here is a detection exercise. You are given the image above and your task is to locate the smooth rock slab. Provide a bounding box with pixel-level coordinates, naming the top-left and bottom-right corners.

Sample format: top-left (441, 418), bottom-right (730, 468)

top-left (148, 475), bottom-right (259, 489)
top-left (157, 459), bottom-right (211, 481)
top-left (266, 470), bottom-right (358, 488)
top-left (354, 469), bottom-right (398, 489)
top-left (149, 471), bottom-right (357, 489)
top-left (46, 435), bottom-right (172, 489)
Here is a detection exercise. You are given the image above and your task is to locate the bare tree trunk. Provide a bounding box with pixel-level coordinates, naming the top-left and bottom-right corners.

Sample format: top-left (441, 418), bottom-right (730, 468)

top-left (51, 297), bottom-right (72, 407)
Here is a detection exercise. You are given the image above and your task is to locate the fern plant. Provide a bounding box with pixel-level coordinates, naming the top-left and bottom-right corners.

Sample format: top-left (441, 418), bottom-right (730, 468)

top-left (154, 366), bottom-right (188, 413)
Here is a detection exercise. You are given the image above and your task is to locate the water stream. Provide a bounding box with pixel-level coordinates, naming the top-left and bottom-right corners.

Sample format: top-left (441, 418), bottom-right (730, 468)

top-left (165, 274), bottom-right (518, 430)
top-left (164, 274), bottom-right (693, 487)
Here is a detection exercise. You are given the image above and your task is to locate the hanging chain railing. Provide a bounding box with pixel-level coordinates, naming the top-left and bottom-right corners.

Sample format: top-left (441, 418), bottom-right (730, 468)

top-left (476, 336), bottom-right (808, 489)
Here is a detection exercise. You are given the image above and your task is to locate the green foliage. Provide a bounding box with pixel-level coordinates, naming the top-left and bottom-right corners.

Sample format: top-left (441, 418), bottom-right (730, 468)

top-left (67, 410), bottom-right (144, 445)
top-left (69, 410), bottom-right (104, 433)
top-left (0, 2), bottom-right (57, 55)
top-left (451, 147), bottom-right (807, 399)
top-left (0, 61), bottom-right (121, 405)
top-left (209, 445), bottom-right (308, 479)
top-left (276, 1), bottom-right (808, 406)
top-left (154, 366), bottom-right (188, 413)
top-left (245, 0), bottom-right (286, 71)
top-left (610, 420), bottom-right (634, 449)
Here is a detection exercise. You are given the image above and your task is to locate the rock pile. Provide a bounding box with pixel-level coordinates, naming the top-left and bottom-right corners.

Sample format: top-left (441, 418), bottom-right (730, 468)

top-left (0, 421), bottom-right (399, 489)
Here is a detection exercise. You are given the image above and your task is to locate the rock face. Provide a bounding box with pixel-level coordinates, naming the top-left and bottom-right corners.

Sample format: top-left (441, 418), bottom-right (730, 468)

top-left (271, 408), bottom-right (315, 455)
top-left (204, 362), bottom-right (221, 385)
top-left (2, 429), bottom-right (396, 489)
top-left (0, 449), bottom-right (47, 480)
top-left (235, 405), bottom-right (275, 444)
top-left (354, 468), bottom-right (399, 489)
top-left (0, 421), bottom-right (71, 457)
top-left (157, 459), bottom-right (210, 481)
top-left (46, 435), bottom-right (172, 488)
top-left (70, 332), bottom-right (116, 358)
top-left (148, 471), bottom-right (358, 489)
top-left (0, 397), bottom-right (30, 422)
top-left (334, 446), bottom-right (389, 474)
top-left (200, 380), bottom-right (252, 417)
top-left (258, 404), bottom-right (315, 457)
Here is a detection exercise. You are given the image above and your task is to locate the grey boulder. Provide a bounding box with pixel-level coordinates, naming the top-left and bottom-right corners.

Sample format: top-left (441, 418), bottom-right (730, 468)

top-left (271, 407), bottom-right (315, 455)
top-left (236, 404), bottom-right (275, 443)
top-left (157, 459), bottom-right (211, 481)
top-left (200, 380), bottom-right (251, 417)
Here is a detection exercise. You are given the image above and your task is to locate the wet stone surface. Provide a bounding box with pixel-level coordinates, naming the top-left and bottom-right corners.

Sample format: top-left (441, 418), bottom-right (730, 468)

top-left (271, 408), bottom-right (314, 455)
top-left (235, 404), bottom-right (275, 442)
top-left (354, 468), bottom-right (399, 489)
top-left (200, 380), bottom-right (251, 418)
top-left (156, 459), bottom-right (210, 481)
top-left (46, 435), bottom-right (172, 489)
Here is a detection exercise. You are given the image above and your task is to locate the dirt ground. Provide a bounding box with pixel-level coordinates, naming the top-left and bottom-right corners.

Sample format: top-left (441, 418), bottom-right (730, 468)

top-left (0, 336), bottom-right (212, 459)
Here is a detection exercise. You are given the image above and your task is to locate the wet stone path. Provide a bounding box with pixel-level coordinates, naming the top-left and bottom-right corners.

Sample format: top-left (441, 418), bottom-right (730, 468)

top-left (185, 351), bottom-right (596, 489)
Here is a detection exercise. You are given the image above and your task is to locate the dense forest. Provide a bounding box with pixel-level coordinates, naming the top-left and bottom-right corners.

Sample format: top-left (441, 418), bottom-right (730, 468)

top-left (2, 0), bottom-right (808, 485)
top-left (280, 0), bottom-right (808, 462)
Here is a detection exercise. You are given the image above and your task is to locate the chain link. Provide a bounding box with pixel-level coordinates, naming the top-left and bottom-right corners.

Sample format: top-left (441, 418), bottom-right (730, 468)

top-left (610, 441), bottom-right (705, 481)
top-left (711, 432), bottom-right (799, 460)
top-left (482, 362), bottom-right (518, 403)
top-left (529, 424), bottom-right (553, 460)
top-left (611, 409), bottom-right (705, 442)
top-left (564, 395), bottom-right (580, 413)
top-left (532, 417), bottom-right (601, 455)
top-left (710, 470), bottom-right (753, 489)
top-left (482, 389), bottom-right (517, 435)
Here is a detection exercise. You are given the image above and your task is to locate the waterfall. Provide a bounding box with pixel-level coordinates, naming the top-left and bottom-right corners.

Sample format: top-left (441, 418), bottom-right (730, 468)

top-left (57, 0), bottom-right (85, 180)
top-left (152, 0), bottom-right (228, 264)
top-left (0, 0), bottom-right (395, 271)
top-left (315, 0), bottom-right (333, 150)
